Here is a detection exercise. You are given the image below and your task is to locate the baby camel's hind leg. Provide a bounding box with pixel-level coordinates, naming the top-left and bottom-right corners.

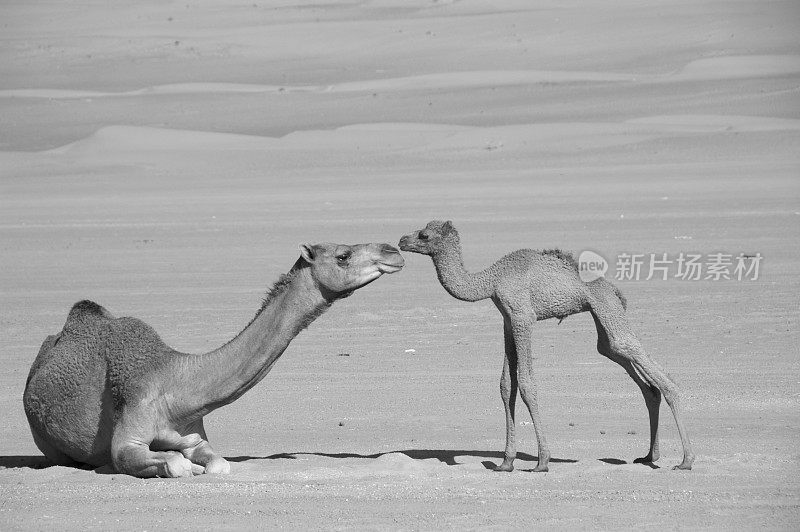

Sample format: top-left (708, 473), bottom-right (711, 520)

top-left (591, 312), bottom-right (661, 463)
top-left (590, 293), bottom-right (695, 470)
top-left (494, 322), bottom-right (519, 472)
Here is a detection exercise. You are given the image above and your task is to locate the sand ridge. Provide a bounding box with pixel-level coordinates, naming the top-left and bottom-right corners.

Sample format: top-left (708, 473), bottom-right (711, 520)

top-left (4, 54), bottom-right (800, 100)
top-left (38, 115), bottom-right (800, 163)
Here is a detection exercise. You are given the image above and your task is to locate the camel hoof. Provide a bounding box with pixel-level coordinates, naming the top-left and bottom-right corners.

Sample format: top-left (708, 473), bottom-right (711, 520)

top-left (493, 462), bottom-right (514, 473)
top-left (672, 453), bottom-right (695, 470)
top-left (204, 457), bottom-right (231, 474)
top-left (633, 455), bottom-right (657, 464)
top-left (532, 465), bottom-right (549, 473)
top-left (163, 454), bottom-right (195, 478)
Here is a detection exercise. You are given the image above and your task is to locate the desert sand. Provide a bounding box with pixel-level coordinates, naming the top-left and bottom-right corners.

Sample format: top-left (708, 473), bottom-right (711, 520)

top-left (1, 0), bottom-right (798, 529)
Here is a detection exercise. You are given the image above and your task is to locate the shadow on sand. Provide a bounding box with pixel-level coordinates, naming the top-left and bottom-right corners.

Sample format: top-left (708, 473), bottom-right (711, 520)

top-left (227, 449), bottom-right (579, 471)
top-left (0, 453), bottom-right (658, 472)
top-left (599, 457), bottom-right (660, 469)
top-left (0, 455), bottom-right (58, 469)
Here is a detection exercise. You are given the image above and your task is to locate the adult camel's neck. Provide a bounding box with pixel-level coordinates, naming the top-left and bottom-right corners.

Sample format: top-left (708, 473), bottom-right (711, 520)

top-left (174, 262), bottom-right (331, 420)
top-left (432, 238), bottom-right (495, 302)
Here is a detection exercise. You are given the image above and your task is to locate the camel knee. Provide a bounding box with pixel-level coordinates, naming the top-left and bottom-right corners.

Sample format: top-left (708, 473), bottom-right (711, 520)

top-left (660, 380), bottom-right (683, 408)
top-left (500, 378), bottom-right (512, 400)
top-left (111, 440), bottom-right (149, 475)
top-left (630, 357), bottom-right (682, 409)
top-left (606, 334), bottom-right (639, 357)
top-left (516, 377), bottom-right (539, 406)
top-left (30, 426), bottom-right (76, 466)
top-left (608, 339), bottom-right (659, 379)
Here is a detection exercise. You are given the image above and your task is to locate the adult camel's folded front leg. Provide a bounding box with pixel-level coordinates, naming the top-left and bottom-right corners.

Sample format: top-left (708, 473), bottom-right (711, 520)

top-left (160, 430), bottom-right (231, 474)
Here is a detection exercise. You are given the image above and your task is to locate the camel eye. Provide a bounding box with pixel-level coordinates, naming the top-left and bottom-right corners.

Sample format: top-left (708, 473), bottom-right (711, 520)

top-left (336, 252), bottom-right (350, 264)
top-left (419, 231), bottom-right (430, 241)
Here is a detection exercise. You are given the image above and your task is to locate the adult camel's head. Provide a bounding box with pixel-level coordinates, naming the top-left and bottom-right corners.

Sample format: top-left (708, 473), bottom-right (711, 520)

top-left (398, 220), bottom-right (458, 257)
top-left (299, 242), bottom-right (404, 297)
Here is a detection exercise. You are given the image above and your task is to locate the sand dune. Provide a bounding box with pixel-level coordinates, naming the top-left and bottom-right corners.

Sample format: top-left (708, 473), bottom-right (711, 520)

top-left (0, 69), bottom-right (633, 100)
top-left (6, 55), bottom-right (799, 100)
top-left (626, 114), bottom-right (800, 131)
top-left (47, 113), bottom-right (800, 161)
top-left (49, 125), bottom-right (281, 155)
top-left (670, 54), bottom-right (800, 81)
top-left (0, 84), bottom-right (312, 99)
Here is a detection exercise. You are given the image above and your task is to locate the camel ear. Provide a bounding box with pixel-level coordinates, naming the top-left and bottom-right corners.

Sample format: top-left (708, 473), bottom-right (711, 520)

top-left (299, 243), bottom-right (316, 263)
top-left (443, 220), bottom-right (455, 233)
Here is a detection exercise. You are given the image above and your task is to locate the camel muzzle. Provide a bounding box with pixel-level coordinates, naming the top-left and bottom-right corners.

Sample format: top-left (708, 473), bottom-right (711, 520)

top-left (377, 247), bottom-right (404, 273)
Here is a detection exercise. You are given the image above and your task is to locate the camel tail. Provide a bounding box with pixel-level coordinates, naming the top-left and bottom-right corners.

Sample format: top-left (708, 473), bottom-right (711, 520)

top-left (614, 284), bottom-right (628, 311)
top-left (587, 277), bottom-right (627, 312)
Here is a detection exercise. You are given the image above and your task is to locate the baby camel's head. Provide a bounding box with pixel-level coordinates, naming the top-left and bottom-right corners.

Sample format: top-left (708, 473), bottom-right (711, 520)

top-left (398, 220), bottom-right (459, 256)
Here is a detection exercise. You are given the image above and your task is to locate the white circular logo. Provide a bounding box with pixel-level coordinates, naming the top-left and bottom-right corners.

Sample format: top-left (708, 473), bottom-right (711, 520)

top-left (578, 250), bottom-right (608, 282)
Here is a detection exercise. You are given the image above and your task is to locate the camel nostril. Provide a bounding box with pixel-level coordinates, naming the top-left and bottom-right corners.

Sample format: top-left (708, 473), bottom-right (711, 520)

top-left (381, 244), bottom-right (400, 254)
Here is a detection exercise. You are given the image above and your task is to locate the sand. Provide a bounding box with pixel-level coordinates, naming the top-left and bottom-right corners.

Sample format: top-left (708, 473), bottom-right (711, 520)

top-left (1, 0), bottom-right (798, 529)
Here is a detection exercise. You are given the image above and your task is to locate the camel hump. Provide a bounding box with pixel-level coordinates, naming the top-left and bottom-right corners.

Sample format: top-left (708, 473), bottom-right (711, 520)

top-left (67, 300), bottom-right (115, 322)
top-left (60, 300), bottom-right (115, 336)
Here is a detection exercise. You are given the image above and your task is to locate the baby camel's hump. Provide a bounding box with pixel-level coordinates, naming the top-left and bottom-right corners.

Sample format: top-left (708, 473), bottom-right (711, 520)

top-left (24, 300), bottom-right (134, 465)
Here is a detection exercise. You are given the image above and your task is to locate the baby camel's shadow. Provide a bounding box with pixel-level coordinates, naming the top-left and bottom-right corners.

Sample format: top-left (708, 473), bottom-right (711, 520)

top-left (227, 449), bottom-right (579, 471)
top-left (599, 457), bottom-right (660, 469)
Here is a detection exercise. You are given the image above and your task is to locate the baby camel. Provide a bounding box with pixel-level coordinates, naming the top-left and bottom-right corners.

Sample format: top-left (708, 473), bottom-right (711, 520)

top-left (399, 221), bottom-right (694, 472)
top-left (24, 242), bottom-right (403, 478)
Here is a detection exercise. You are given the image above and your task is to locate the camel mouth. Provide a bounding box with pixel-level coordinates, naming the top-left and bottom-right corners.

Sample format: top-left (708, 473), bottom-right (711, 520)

top-left (377, 261), bottom-right (404, 274)
top-left (398, 236), bottom-right (416, 252)
top-left (397, 243), bottom-right (424, 255)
